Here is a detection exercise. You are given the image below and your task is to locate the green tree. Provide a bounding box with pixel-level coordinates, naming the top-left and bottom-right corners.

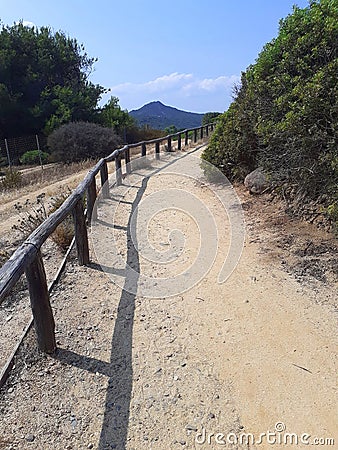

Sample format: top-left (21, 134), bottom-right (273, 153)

top-left (164, 125), bottom-right (178, 135)
top-left (0, 22), bottom-right (105, 140)
top-left (202, 112), bottom-right (221, 126)
top-left (99, 96), bottom-right (135, 140)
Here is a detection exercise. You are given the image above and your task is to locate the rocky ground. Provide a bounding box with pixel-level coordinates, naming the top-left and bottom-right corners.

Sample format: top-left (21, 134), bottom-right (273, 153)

top-left (0, 146), bottom-right (336, 450)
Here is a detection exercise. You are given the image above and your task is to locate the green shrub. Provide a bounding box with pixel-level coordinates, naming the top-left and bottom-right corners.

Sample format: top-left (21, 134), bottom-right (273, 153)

top-left (20, 150), bottom-right (49, 165)
top-left (202, 112), bottom-right (221, 126)
top-left (0, 156), bottom-right (8, 168)
top-left (0, 168), bottom-right (22, 190)
top-left (47, 121), bottom-right (122, 163)
top-left (202, 0), bottom-right (338, 218)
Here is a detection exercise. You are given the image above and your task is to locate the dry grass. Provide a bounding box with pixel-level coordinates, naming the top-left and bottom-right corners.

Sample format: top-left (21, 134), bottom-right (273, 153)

top-left (51, 220), bottom-right (74, 251)
top-left (0, 160), bottom-right (95, 204)
top-left (49, 190), bottom-right (74, 251)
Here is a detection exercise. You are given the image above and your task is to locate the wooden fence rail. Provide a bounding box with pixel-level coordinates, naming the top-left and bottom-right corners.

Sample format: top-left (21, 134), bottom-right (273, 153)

top-left (0, 123), bottom-right (216, 353)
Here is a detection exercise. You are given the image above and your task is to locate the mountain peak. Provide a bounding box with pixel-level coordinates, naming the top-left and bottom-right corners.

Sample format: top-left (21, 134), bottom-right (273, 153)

top-left (130, 101), bottom-right (204, 130)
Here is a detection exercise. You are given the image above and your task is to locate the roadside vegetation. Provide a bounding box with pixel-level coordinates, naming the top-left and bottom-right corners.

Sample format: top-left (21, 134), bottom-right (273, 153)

top-left (202, 0), bottom-right (337, 229)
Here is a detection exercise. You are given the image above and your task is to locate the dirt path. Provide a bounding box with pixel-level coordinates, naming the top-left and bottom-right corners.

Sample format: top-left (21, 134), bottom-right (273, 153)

top-left (0, 147), bottom-right (336, 449)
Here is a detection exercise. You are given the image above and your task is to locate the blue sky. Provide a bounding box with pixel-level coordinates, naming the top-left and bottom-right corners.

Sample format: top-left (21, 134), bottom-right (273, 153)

top-left (1, 0), bottom-right (309, 113)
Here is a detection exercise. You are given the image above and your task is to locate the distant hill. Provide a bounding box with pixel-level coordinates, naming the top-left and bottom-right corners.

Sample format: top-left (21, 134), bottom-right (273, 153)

top-left (129, 101), bottom-right (204, 130)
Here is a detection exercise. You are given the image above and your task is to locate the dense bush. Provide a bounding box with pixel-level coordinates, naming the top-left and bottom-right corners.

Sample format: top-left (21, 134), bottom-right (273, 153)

top-left (47, 121), bottom-right (122, 162)
top-left (202, 0), bottom-right (337, 221)
top-left (20, 150), bottom-right (49, 165)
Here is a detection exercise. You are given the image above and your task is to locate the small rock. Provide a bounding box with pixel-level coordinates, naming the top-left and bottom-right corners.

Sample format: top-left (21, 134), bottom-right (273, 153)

top-left (244, 167), bottom-right (269, 194)
top-left (87, 444), bottom-right (94, 449)
top-left (8, 387), bottom-right (14, 393)
top-left (208, 413), bottom-right (215, 419)
top-left (186, 425), bottom-right (198, 432)
top-left (26, 434), bottom-right (35, 442)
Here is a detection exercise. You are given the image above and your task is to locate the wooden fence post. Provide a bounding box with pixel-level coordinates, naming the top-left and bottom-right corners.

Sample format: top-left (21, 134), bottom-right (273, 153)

top-left (177, 133), bottom-right (182, 150)
top-left (206, 125), bottom-right (209, 137)
top-left (155, 141), bottom-right (160, 160)
top-left (87, 178), bottom-right (97, 222)
top-left (125, 148), bottom-right (131, 174)
top-left (115, 155), bottom-right (122, 186)
top-left (167, 136), bottom-right (172, 152)
top-left (185, 130), bottom-right (189, 146)
top-left (100, 162), bottom-right (109, 199)
top-left (200, 126), bottom-right (204, 140)
top-left (25, 251), bottom-right (56, 353)
top-left (194, 129), bottom-right (198, 143)
top-left (72, 199), bottom-right (89, 265)
top-left (141, 142), bottom-right (146, 157)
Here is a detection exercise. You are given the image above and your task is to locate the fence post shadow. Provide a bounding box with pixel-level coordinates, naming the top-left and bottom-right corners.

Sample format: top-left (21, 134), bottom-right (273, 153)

top-left (98, 176), bottom-right (149, 450)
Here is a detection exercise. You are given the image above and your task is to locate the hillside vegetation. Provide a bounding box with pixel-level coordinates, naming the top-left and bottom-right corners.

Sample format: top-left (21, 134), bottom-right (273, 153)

top-left (202, 0), bottom-right (337, 226)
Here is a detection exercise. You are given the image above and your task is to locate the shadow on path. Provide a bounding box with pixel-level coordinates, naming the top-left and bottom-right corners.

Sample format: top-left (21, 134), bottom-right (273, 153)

top-left (97, 176), bottom-right (149, 450)
top-left (54, 147), bottom-right (207, 449)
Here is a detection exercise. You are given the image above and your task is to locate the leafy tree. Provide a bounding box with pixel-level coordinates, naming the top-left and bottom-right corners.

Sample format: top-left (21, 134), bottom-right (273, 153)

top-left (202, 112), bottom-right (221, 126)
top-left (98, 96), bottom-right (135, 140)
top-left (0, 22), bottom-right (105, 140)
top-left (203, 0), bottom-right (337, 220)
top-left (164, 125), bottom-right (178, 135)
top-left (47, 122), bottom-right (121, 163)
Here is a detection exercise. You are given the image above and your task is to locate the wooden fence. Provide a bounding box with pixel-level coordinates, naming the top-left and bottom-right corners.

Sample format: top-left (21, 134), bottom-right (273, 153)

top-left (0, 123), bottom-right (215, 353)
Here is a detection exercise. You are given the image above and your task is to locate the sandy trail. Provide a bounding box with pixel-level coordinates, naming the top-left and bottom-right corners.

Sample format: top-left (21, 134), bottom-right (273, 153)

top-left (0, 147), bottom-right (336, 450)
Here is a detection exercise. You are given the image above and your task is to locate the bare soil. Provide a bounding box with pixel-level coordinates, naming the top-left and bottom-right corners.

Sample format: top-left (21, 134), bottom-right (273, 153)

top-left (0, 146), bottom-right (336, 450)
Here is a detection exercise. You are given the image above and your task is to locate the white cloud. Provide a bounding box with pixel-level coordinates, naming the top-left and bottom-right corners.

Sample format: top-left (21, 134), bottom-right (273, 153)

top-left (108, 72), bottom-right (240, 112)
top-left (111, 72), bottom-right (193, 95)
top-left (22, 20), bottom-right (36, 28)
top-left (182, 75), bottom-right (240, 93)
